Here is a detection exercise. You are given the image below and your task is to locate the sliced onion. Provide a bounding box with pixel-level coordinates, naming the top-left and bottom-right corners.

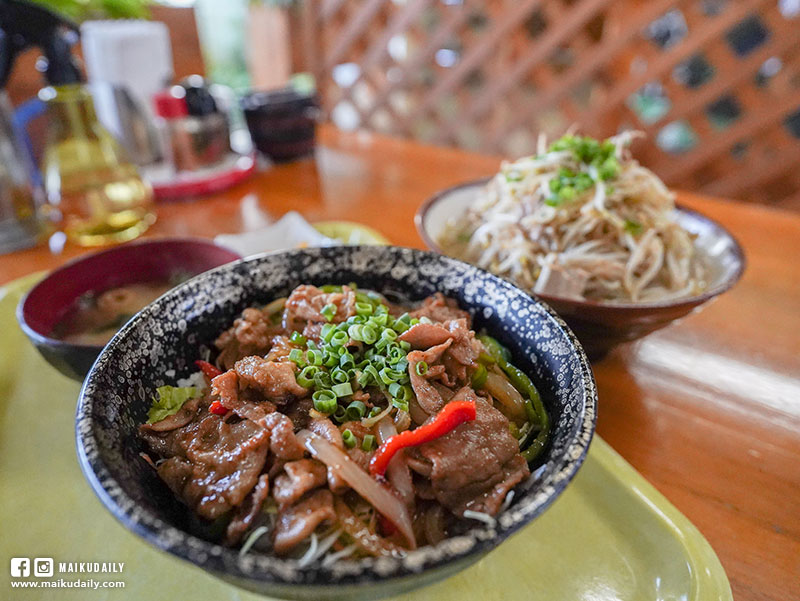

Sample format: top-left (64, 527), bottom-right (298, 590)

top-left (393, 409), bottom-right (411, 433)
top-left (484, 371), bottom-right (527, 422)
top-left (297, 430), bottom-right (416, 549)
top-left (361, 403), bottom-right (392, 428)
top-left (377, 417), bottom-right (415, 508)
top-left (407, 395), bottom-right (430, 426)
top-left (333, 497), bottom-right (404, 557)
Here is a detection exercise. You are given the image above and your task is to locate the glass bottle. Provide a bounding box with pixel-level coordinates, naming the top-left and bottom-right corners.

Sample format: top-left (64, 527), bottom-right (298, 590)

top-left (40, 84), bottom-right (155, 246)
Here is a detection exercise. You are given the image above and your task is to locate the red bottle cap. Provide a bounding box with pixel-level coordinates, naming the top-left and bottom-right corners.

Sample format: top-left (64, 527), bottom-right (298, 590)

top-left (153, 92), bottom-right (188, 119)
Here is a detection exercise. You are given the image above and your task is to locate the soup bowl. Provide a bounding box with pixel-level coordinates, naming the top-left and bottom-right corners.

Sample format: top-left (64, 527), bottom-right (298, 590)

top-left (416, 179), bottom-right (745, 360)
top-left (76, 245), bottom-right (597, 600)
top-left (17, 237), bottom-right (241, 380)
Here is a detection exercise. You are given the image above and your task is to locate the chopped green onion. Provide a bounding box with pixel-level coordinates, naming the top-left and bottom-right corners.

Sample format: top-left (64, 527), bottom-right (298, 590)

top-left (379, 367), bottom-right (399, 385)
top-left (321, 303), bottom-right (338, 322)
top-left (355, 302), bottom-right (373, 316)
top-left (339, 352), bottom-right (355, 370)
top-left (314, 371), bottom-right (332, 389)
top-left (342, 429), bottom-right (357, 448)
top-left (320, 323), bottom-right (336, 342)
top-left (344, 400), bottom-right (366, 420)
top-left (331, 367), bottom-right (349, 384)
top-left (333, 404), bottom-right (347, 422)
top-left (361, 434), bottom-right (376, 452)
top-left (307, 349), bottom-right (323, 366)
top-left (392, 398), bottom-right (409, 412)
top-left (288, 348), bottom-right (306, 367)
top-left (290, 331), bottom-right (307, 345)
top-left (415, 361), bottom-right (428, 376)
top-left (323, 350), bottom-right (338, 367)
top-left (312, 390), bottom-right (337, 414)
top-left (330, 330), bottom-right (348, 347)
top-left (332, 382), bottom-right (353, 397)
top-left (368, 406), bottom-right (382, 418)
top-left (297, 365), bottom-right (319, 388)
top-left (361, 325), bottom-right (378, 345)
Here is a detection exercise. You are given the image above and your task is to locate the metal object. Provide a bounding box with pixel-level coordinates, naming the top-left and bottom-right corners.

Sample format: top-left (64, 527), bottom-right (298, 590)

top-left (0, 92), bottom-right (42, 253)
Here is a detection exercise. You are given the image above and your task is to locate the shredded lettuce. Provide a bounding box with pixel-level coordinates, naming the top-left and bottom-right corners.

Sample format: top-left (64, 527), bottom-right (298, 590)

top-left (147, 385), bottom-right (201, 424)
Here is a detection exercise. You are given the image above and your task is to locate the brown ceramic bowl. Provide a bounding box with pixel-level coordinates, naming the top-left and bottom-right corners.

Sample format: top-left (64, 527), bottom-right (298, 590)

top-left (416, 178), bottom-right (746, 360)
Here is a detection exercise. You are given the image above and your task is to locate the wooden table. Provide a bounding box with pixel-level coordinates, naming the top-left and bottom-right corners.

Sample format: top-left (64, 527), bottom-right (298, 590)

top-left (2, 126), bottom-right (798, 601)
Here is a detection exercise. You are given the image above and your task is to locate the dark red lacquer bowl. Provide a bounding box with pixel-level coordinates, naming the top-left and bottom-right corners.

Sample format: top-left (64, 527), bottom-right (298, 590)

top-left (17, 238), bottom-right (241, 380)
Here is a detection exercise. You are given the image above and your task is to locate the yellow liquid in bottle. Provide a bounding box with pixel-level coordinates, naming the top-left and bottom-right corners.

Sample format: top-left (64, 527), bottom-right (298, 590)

top-left (41, 85), bottom-right (156, 246)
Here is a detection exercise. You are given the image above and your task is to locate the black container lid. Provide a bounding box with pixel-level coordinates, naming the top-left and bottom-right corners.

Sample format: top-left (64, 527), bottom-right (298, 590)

top-left (241, 87), bottom-right (318, 116)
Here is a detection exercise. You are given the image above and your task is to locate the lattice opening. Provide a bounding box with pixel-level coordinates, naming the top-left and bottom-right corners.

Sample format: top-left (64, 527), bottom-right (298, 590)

top-left (785, 107), bottom-right (800, 138)
top-left (657, 120), bottom-right (699, 154)
top-left (706, 94), bottom-right (742, 129)
top-left (646, 9), bottom-right (690, 50)
top-left (726, 14), bottom-right (770, 57)
top-left (673, 53), bottom-right (716, 89)
top-left (628, 82), bottom-right (672, 125)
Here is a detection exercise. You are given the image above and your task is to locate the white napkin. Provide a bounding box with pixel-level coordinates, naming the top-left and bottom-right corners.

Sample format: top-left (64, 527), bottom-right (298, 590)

top-left (214, 212), bottom-right (338, 257)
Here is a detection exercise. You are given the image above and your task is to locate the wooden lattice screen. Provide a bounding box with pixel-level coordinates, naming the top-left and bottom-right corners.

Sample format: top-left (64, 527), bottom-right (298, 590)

top-left (298, 0), bottom-right (800, 209)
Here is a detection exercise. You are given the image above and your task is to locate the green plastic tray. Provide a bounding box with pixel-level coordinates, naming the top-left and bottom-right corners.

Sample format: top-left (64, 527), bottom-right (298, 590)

top-left (0, 273), bottom-right (731, 600)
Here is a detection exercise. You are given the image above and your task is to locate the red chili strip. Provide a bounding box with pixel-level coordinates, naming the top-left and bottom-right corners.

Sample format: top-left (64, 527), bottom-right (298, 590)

top-left (209, 401), bottom-right (227, 415)
top-left (369, 400), bottom-right (477, 477)
top-left (195, 360), bottom-right (221, 381)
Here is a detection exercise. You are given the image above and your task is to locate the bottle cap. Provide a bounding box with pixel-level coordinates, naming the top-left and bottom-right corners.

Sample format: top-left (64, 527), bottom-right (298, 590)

top-left (153, 91), bottom-right (188, 119)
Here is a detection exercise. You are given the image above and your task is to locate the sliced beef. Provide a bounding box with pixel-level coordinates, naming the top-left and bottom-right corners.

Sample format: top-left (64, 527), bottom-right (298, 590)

top-left (215, 308), bottom-right (282, 370)
top-left (225, 474), bottom-right (269, 546)
top-left (302, 322), bottom-right (323, 343)
top-left (407, 339), bottom-right (452, 416)
top-left (346, 447), bottom-right (370, 473)
top-left (211, 370), bottom-right (277, 423)
top-left (415, 388), bottom-right (529, 516)
top-left (273, 459), bottom-right (327, 507)
top-left (398, 322), bottom-right (452, 349)
top-left (308, 418), bottom-right (343, 448)
top-left (141, 413), bottom-right (270, 520)
top-left (409, 293), bottom-right (471, 325)
top-left (338, 420), bottom-right (371, 440)
top-left (262, 412), bottom-right (305, 460)
top-left (284, 285), bottom-right (356, 325)
top-left (264, 335), bottom-right (295, 362)
top-left (400, 319), bottom-right (478, 386)
top-left (283, 397), bottom-right (313, 431)
top-left (443, 319), bottom-right (479, 367)
top-left (273, 489), bottom-right (336, 555)
top-left (307, 418), bottom-right (349, 492)
top-left (234, 356), bottom-right (309, 403)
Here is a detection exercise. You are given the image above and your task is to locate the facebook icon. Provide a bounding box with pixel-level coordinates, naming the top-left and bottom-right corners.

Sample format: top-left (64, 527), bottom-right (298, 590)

top-left (11, 558), bottom-right (30, 577)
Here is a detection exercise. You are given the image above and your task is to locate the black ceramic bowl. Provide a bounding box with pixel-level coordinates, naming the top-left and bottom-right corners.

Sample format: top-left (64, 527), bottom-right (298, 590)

top-left (241, 88), bottom-right (319, 162)
top-left (76, 246), bottom-right (597, 600)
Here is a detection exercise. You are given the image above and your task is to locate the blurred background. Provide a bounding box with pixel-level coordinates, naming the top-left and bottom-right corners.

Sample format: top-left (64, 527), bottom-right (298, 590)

top-left (5, 0), bottom-right (800, 210)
